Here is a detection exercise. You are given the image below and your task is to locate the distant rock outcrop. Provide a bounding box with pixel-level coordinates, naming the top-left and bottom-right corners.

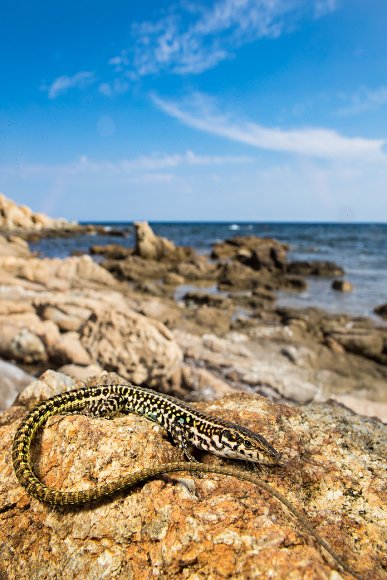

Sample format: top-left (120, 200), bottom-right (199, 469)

top-left (0, 193), bottom-right (70, 230)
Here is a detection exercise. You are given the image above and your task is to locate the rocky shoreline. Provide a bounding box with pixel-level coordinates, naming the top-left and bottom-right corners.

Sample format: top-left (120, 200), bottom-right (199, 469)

top-left (0, 202), bottom-right (386, 419)
top-left (0, 195), bottom-right (386, 578)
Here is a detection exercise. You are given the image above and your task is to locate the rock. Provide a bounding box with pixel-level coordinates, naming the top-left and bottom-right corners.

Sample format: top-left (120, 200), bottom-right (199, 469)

top-left (236, 246), bottom-right (287, 273)
top-left (287, 260), bottom-right (344, 277)
top-left (16, 369), bottom-right (77, 405)
top-left (0, 193), bottom-right (69, 230)
top-left (37, 304), bottom-right (85, 332)
top-left (329, 331), bottom-right (384, 359)
top-left (282, 276), bottom-right (308, 291)
top-left (332, 279), bottom-right (353, 292)
top-left (174, 255), bottom-right (217, 280)
top-left (0, 322), bottom-right (47, 363)
top-left (58, 363), bottom-right (104, 381)
top-left (0, 359), bottom-right (35, 410)
top-left (374, 303), bottom-right (387, 320)
top-left (80, 306), bottom-right (183, 387)
top-left (90, 244), bottom-right (132, 259)
top-left (181, 365), bottom-right (237, 399)
top-left (324, 335), bottom-right (346, 354)
top-left (49, 331), bottom-right (93, 366)
top-left (330, 394), bottom-right (387, 422)
top-left (192, 306), bottom-right (231, 335)
top-left (211, 235), bottom-right (288, 265)
top-left (134, 221), bottom-right (178, 260)
top-left (0, 254), bottom-right (117, 290)
top-left (103, 255), bottom-right (170, 282)
top-left (217, 261), bottom-right (264, 290)
top-left (183, 291), bottom-right (232, 310)
top-left (163, 272), bottom-right (185, 286)
top-left (0, 372), bottom-right (384, 579)
top-left (0, 234), bottom-right (32, 258)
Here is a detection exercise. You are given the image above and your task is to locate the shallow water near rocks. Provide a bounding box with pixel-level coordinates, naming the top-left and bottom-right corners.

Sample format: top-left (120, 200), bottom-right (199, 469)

top-left (30, 222), bottom-right (387, 319)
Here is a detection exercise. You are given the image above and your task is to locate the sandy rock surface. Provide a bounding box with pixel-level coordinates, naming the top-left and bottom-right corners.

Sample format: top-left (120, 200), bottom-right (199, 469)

top-left (0, 193), bottom-right (69, 230)
top-left (0, 371), bottom-right (385, 579)
top-left (0, 253), bottom-right (183, 408)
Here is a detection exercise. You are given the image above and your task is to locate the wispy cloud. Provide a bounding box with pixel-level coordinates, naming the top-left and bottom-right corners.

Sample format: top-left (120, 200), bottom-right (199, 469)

top-left (111, 0), bottom-right (339, 77)
top-left (45, 71), bottom-right (95, 99)
top-left (2, 150), bottom-right (251, 178)
top-left (336, 86), bottom-right (387, 116)
top-left (152, 92), bottom-right (386, 161)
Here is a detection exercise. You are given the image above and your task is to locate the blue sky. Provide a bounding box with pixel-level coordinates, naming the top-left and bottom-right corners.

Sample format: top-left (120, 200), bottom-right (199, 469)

top-left (1, 0), bottom-right (386, 221)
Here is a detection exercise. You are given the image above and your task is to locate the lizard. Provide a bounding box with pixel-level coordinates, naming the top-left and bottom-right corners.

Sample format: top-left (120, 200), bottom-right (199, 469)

top-left (12, 383), bottom-right (362, 579)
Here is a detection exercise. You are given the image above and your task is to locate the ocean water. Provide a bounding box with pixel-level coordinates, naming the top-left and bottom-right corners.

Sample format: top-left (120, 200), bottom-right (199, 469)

top-left (29, 223), bottom-right (387, 320)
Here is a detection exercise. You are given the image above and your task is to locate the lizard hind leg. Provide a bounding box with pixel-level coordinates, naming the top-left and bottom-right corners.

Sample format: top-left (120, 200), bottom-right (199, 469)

top-left (83, 395), bottom-right (126, 420)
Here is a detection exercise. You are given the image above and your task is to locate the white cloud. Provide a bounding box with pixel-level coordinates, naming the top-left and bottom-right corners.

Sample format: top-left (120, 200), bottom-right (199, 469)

top-left (125, 0), bottom-right (339, 77)
top-left (152, 93), bottom-right (386, 161)
top-left (336, 86), bottom-right (387, 116)
top-left (46, 71), bottom-right (95, 99)
top-left (98, 79), bottom-right (129, 97)
top-left (1, 150), bottom-right (251, 179)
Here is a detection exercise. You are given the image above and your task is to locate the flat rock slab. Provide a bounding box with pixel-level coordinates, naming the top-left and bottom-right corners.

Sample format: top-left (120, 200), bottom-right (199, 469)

top-left (0, 372), bottom-right (385, 579)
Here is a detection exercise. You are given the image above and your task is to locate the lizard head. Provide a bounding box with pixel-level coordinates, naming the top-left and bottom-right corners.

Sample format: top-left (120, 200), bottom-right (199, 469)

top-left (220, 425), bottom-right (282, 466)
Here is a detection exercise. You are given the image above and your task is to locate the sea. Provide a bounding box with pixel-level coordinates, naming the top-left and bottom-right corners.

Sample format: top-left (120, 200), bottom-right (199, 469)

top-left (29, 223), bottom-right (387, 321)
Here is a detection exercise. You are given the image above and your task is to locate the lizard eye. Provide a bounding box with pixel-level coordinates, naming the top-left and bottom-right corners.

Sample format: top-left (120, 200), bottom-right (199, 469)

top-left (243, 440), bottom-right (253, 449)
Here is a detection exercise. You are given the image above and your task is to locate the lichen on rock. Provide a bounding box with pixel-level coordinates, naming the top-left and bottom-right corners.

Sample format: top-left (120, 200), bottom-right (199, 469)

top-left (0, 371), bottom-right (385, 579)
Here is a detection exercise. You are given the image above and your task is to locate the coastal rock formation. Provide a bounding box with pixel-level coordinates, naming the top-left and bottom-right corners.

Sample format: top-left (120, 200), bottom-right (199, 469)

top-left (0, 193), bottom-right (69, 230)
top-left (287, 260), bottom-right (344, 277)
top-left (134, 221), bottom-right (194, 261)
top-left (0, 234), bottom-right (32, 258)
top-left (211, 235), bottom-right (288, 265)
top-left (0, 252), bottom-right (183, 404)
top-left (0, 371), bottom-right (384, 579)
top-left (80, 306), bottom-right (182, 387)
top-left (374, 303), bottom-right (387, 320)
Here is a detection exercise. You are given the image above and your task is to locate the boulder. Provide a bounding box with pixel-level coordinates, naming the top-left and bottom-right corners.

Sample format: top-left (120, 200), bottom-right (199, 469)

top-left (374, 303), bottom-right (387, 320)
top-left (90, 244), bottom-right (132, 259)
top-left (0, 359), bottom-right (34, 410)
top-left (287, 261), bottom-right (344, 277)
top-left (332, 279), bottom-right (353, 292)
top-left (80, 306), bottom-right (182, 387)
top-left (0, 234), bottom-right (32, 258)
top-left (0, 372), bottom-right (384, 579)
top-left (134, 222), bottom-right (179, 260)
top-left (211, 235), bottom-right (288, 265)
top-left (329, 331), bottom-right (384, 359)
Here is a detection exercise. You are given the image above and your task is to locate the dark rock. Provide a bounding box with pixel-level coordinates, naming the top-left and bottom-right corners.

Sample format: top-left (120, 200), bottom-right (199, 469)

top-left (287, 261), bottom-right (344, 277)
top-left (90, 244), bottom-right (132, 259)
top-left (329, 331), bottom-right (384, 359)
top-left (211, 235), bottom-right (288, 262)
top-left (282, 276), bottom-right (308, 292)
top-left (332, 279), bottom-right (353, 292)
top-left (374, 303), bottom-right (387, 320)
top-left (183, 291), bottom-right (232, 309)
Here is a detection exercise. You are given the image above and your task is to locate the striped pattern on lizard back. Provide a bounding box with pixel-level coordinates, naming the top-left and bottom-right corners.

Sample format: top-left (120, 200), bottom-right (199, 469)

top-left (12, 383), bottom-right (281, 505)
top-left (11, 383), bottom-right (363, 579)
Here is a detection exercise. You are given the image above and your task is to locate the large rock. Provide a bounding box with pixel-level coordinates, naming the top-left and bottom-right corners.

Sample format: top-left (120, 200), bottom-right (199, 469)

top-left (211, 236), bottom-right (288, 265)
top-left (287, 260), bottom-right (344, 277)
top-left (134, 221), bottom-right (175, 259)
top-left (0, 359), bottom-right (34, 410)
top-left (0, 193), bottom-right (69, 230)
top-left (0, 234), bottom-right (32, 258)
top-left (0, 372), bottom-right (384, 578)
top-left (0, 254), bottom-right (117, 290)
top-left (374, 303), bottom-right (387, 320)
top-left (80, 305), bottom-right (182, 387)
